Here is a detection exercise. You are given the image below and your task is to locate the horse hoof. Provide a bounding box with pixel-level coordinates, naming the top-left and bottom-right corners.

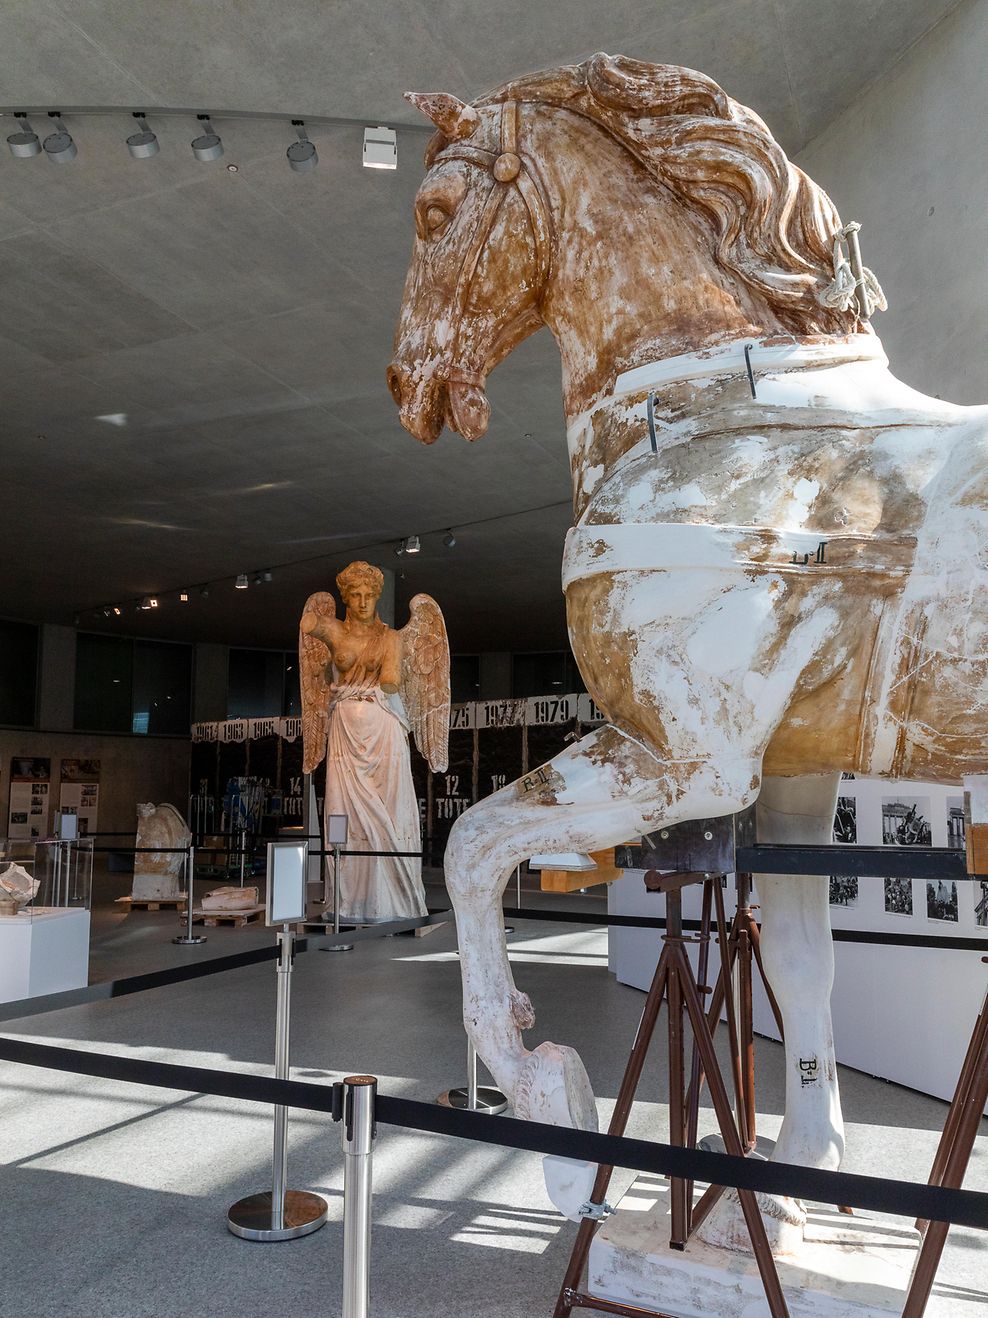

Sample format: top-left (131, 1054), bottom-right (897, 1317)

top-left (514, 1041), bottom-right (598, 1130)
top-left (543, 1155), bottom-right (598, 1222)
top-left (695, 1189), bottom-right (806, 1257)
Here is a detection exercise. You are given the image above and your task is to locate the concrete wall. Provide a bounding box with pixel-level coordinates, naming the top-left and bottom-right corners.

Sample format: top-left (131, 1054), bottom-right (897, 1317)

top-left (796, 0), bottom-right (988, 405)
top-left (0, 728), bottom-right (189, 837)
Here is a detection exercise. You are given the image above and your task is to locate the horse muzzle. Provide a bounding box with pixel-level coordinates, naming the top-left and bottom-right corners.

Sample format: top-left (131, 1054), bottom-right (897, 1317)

top-left (387, 362), bottom-right (491, 443)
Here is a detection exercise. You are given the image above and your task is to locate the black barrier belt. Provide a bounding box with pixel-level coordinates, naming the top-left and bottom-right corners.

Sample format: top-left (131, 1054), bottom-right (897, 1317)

top-left (0, 1035), bottom-right (983, 1229)
top-left (373, 1095), bottom-right (988, 1230)
top-left (0, 942), bottom-right (297, 1024)
top-left (311, 849), bottom-right (426, 859)
top-left (501, 906), bottom-right (988, 952)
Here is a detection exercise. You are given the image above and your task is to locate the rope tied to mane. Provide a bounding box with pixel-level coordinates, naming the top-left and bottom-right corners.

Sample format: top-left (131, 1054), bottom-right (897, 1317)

top-left (821, 221), bottom-right (887, 319)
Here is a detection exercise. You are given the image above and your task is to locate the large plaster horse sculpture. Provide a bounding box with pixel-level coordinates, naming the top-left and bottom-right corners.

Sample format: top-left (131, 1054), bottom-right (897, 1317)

top-left (390, 54), bottom-right (986, 1253)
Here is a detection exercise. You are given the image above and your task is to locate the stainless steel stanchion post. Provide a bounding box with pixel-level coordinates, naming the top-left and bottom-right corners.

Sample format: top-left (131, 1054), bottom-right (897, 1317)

top-left (437, 1035), bottom-right (508, 1114)
top-left (239, 827), bottom-right (247, 886)
top-left (173, 842), bottom-right (206, 945)
top-left (228, 925), bottom-right (328, 1241)
top-left (341, 1076), bottom-right (377, 1318)
top-left (326, 843), bottom-right (353, 952)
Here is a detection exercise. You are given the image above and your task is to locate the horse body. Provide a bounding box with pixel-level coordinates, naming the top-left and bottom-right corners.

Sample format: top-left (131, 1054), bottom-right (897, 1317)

top-left (390, 55), bottom-right (988, 1257)
top-left (565, 335), bottom-right (988, 785)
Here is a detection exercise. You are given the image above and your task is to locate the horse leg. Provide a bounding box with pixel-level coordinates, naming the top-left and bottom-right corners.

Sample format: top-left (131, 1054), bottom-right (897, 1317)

top-left (697, 771), bottom-right (843, 1255)
top-left (444, 721), bottom-right (765, 1218)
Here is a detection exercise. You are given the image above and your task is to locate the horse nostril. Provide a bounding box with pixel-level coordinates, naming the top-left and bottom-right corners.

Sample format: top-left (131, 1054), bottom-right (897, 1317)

top-left (386, 365), bottom-right (404, 407)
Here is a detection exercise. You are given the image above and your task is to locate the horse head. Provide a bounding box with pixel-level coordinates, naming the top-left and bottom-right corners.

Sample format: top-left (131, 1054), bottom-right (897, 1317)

top-left (388, 93), bottom-right (552, 443)
top-left (391, 55), bottom-right (865, 443)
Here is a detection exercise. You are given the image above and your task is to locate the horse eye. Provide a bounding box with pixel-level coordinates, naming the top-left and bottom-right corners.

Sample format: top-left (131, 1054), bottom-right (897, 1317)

top-left (425, 204), bottom-right (449, 233)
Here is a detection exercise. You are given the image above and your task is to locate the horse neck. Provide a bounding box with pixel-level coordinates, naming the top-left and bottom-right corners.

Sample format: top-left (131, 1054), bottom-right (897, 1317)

top-left (530, 108), bottom-right (789, 422)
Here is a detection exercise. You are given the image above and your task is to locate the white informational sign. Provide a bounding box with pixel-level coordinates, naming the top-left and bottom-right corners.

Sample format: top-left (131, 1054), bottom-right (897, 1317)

top-left (266, 842), bottom-right (308, 925)
top-left (7, 757), bottom-right (51, 840)
top-left (58, 759), bottom-right (100, 837)
top-left (325, 814), bottom-right (349, 846)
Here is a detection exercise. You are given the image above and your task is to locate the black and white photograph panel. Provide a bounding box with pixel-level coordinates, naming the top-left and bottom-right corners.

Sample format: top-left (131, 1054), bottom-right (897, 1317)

top-left (946, 796), bottom-right (966, 850)
top-left (884, 876), bottom-right (914, 916)
top-left (977, 881), bottom-right (988, 929)
top-left (926, 878), bottom-right (959, 922)
top-left (829, 875), bottom-right (858, 907)
top-left (833, 796), bottom-right (857, 845)
top-left (882, 796), bottom-right (932, 846)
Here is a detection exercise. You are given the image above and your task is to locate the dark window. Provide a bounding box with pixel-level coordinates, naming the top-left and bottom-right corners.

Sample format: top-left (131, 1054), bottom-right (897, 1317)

top-left (133, 640), bottom-right (192, 735)
top-left (511, 650), bottom-right (586, 698)
top-left (450, 654), bottom-right (480, 704)
top-left (0, 620), bottom-right (38, 727)
top-left (74, 634), bottom-right (133, 733)
top-left (75, 634), bottom-right (190, 734)
top-left (228, 649), bottom-right (299, 718)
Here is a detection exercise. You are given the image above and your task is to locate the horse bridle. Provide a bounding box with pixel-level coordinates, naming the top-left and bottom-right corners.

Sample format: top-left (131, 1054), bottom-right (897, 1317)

top-left (429, 100), bottom-right (555, 391)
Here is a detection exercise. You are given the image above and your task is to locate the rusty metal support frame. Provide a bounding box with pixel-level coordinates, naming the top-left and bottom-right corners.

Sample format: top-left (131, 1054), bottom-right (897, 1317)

top-left (902, 959), bottom-right (988, 1318)
top-left (551, 873), bottom-right (791, 1318)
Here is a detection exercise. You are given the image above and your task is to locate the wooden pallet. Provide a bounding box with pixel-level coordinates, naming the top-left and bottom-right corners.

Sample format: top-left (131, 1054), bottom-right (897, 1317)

top-left (191, 904), bottom-right (265, 928)
top-left (116, 895), bottom-right (187, 912)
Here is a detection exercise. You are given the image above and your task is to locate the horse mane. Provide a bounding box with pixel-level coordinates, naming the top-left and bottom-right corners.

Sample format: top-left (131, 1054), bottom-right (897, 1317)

top-left (474, 53), bottom-right (857, 336)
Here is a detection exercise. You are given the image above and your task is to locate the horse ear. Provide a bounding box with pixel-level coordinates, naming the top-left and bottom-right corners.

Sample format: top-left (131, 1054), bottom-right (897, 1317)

top-left (404, 92), bottom-right (479, 141)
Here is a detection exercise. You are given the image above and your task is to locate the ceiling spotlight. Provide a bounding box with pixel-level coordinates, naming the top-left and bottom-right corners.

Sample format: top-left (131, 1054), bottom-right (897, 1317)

top-left (199, 585), bottom-right (210, 598)
top-left (287, 120), bottom-right (317, 173)
top-left (404, 534), bottom-right (421, 555)
top-left (179, 592), bottom-right (189, 603)
top-left (235, 573), bottom-right (248, 590)
top-left (443, 530), bottom-right (456, 548)
top-left (127, 112), bottom-right (159, 159)
top-left (253, 572), bottom-right (263, 586)
top-left (44, 113), bottom-right (77, 164)
top-left (149, 597), bottom-right (159, 608)
top-left (393, 541), bottom-right (405, 557)
top-left (262, 570), bottom-right (272, 583)
top-left (113, 606), bottom-right (122, 616)
top-left (191, 115), bottom-right (223, 162)
top-left (7, 114), bottom-right (40, 159)
top-left (73, 613), bottom-right (80, 626)
top-left (140, 596), bottom-right (153, 610)
top-left (363, 125), bottom-right (397, 170)
top-left (102, 607), bottom-right (112, 618)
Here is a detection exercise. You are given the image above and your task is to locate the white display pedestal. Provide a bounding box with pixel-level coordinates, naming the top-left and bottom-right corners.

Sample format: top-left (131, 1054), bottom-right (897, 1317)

top-left (0, 907), bottom-right (91, 1003)
top-left (589, 1175), bottom-right (932, 1318)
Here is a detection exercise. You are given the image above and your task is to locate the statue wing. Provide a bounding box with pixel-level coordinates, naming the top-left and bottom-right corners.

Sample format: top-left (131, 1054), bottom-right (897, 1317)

top-left (299, 591), bottom-right (336, 774)
top-left (399, 593), bottom-right (450, 773)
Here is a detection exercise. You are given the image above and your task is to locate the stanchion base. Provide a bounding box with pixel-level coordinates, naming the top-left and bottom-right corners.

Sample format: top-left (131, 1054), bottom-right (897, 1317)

top-left (323, 941), bottom-right (354, 952)
top-left (172, 935), bottom-right (207, 945)
top-left (437, 1086), bottom-right (508, 1115)
top-left (227, 1190), bottom-right (328, 1242)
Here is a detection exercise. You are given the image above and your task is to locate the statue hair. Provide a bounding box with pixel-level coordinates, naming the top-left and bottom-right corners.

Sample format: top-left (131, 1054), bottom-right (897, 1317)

top-left (336, 560), bottom-right (385, 599)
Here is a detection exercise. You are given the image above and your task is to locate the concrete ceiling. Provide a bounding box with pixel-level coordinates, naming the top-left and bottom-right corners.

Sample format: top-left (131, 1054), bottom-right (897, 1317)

top-left (0, 0), bottom-right (962, 653)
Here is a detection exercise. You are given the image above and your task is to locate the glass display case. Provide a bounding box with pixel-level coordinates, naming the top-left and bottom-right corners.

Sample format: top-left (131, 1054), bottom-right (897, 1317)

top-left (0, 836), bottom-right (94, 919)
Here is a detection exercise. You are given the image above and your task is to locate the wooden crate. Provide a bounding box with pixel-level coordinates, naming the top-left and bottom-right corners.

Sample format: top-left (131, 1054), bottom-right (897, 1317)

top-left (538, 847), bottom-right (625, 893)
top-left (191, 904), bottom-right (265, 928)
top-left (116, 895), bottom-right (187, 912)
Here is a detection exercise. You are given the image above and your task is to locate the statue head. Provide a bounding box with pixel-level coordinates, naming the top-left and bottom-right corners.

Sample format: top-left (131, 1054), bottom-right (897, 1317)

top-left (336, 560), bottom-right (384, 624)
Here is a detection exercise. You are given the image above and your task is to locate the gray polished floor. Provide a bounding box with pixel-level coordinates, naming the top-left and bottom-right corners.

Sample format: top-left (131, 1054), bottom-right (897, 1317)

top-left (0, 871), bottom-right (984, 1317)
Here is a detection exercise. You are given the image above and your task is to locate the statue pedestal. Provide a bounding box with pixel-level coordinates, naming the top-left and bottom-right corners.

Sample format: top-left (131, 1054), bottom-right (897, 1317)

top-left (588, 1174), bottom-right (933, 1317)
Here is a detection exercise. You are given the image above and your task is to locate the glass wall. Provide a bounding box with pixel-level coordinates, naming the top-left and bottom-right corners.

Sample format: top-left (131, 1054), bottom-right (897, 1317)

top-left (74, 633), bottom-right (191, 734)
top-left (228, 649), bottom-right (300, 718)
top-left (0, 619), bottom-right (38, 727)
top-left (511, 650), bottom-right (586, 698)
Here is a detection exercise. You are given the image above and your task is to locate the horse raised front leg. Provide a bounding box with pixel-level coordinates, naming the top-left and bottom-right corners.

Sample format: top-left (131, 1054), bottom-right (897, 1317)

top-left (697, 771), bottom-right (843, 1256)
top-left (444, 721), bottom-right (764, 1218)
